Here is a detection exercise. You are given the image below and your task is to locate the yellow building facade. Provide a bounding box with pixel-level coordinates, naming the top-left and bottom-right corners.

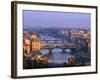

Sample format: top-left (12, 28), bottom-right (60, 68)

top-left (31, 34), bottom-right (41, 51)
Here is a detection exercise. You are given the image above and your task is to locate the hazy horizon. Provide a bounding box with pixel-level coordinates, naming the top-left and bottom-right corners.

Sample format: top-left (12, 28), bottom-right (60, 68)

top-left (23, 10), bottom-right (91, 30)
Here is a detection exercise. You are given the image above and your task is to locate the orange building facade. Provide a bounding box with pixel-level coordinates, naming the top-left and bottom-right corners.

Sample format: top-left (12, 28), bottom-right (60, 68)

top-left (23, 38), bottom-right (30, 55)
top-left (23, 34), bottom-right (41, 55)
top-left (31, 34), bottom-right (41, 51)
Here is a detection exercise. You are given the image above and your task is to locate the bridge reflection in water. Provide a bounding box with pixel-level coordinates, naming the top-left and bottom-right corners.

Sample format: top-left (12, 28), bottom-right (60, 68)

top-left (23, 38), bottom-right (90, 69)
top-left (40, 47), bottom-right (73, 64)
top-left (39, 39), bottom-right (76, 64)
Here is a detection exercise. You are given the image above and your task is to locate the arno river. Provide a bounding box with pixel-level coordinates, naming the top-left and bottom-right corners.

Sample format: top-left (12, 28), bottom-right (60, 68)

top-left (39, 34), bottom-right (74, 64)
top-left (23, 29), bottom-right (91, 69)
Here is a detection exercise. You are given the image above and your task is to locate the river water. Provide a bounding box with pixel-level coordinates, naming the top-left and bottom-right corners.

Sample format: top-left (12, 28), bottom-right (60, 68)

top-left (40, 48), bottom-right (74, 64)
top-left (40, 35), bottom-right (74, 64)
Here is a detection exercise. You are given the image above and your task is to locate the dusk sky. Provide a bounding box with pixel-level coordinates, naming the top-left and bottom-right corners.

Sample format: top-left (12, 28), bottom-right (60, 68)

top-left (23, 10), bottom-right (91, 29)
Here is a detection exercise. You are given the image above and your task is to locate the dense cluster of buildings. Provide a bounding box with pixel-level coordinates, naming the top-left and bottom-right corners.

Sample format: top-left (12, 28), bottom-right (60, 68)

top-left (23, 33), bottom-right (41, 55)
top-left (23, 29), bottom-right (91, 68)
top-left (60, 29), bottom-right (91, 52)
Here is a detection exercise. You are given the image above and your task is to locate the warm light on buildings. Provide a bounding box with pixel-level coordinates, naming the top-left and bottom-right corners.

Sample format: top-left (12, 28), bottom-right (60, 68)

top-left (84, 31), bottom-right (91, 49)
top-left (31, 34), bottom-right (37, 39)
top-left (68, 57), bottom-right (76, 65)
top-left (23, 38), bottom-right (30, 55)
top-left (31, 34), bottom-right (41, 51)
